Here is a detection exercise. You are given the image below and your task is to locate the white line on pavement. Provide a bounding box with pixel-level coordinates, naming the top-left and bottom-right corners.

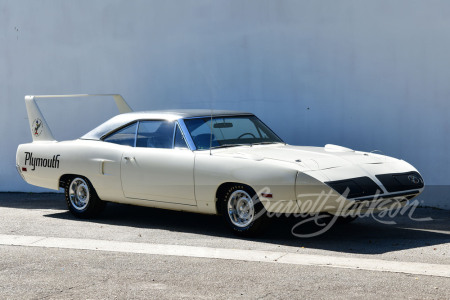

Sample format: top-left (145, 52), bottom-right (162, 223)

top-left (0, 233), bottom-right (449, 278)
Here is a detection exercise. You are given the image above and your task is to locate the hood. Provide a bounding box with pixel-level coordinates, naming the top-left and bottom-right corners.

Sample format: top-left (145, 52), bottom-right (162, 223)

top-left (213, 143), bottom-right (398, 171)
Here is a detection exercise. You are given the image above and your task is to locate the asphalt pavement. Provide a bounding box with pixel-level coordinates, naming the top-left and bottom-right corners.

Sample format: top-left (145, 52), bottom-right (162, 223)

top-left (0, 193), bottom-right (449, 299)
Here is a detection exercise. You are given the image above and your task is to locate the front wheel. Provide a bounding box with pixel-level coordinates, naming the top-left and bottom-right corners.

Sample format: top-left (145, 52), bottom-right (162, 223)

top-left (65, 176), bottom-right (105, 218)
top-left (219, 185), bottom-right (270, 237)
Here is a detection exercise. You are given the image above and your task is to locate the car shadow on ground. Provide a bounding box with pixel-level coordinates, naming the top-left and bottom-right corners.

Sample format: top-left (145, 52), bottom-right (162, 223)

top-left (0, 192), bottom-right (67, 210)
top-left (1, 192), bottom-right (449, 255)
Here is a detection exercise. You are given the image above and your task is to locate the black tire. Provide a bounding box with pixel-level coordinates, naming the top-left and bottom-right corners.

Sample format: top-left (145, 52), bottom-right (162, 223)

top-left (218, 184), bottom-right (270, 237)
top-left (65, 176), bottom-right (106, 218)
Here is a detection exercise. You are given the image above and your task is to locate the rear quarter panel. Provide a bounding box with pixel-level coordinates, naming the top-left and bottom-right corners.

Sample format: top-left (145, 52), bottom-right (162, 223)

top-left (16, 140), bottom-right (125, 201)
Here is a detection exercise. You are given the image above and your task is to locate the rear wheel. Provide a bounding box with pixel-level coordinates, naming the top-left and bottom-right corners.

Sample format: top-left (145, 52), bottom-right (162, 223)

top-left (65, 176), bottom-right (105, 218)
top-left (219, 185), bottom-right (270, 237)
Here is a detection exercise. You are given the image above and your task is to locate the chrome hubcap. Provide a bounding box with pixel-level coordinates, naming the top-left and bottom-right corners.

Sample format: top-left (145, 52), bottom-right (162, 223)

top-left (227, 190), bottom-right (255, 228)
top-left (69, 178), bottom-right (89, 211)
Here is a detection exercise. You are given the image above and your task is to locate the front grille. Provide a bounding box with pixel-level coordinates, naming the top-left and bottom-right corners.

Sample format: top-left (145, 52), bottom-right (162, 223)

top-left (376, 171), bottom-right (424, 193)
top-left (325, 176), bottom-right (383, 199)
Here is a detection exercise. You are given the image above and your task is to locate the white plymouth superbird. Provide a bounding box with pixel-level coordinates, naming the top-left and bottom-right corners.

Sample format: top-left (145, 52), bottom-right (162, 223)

top-left (16, 95), bottom-right (424, 236)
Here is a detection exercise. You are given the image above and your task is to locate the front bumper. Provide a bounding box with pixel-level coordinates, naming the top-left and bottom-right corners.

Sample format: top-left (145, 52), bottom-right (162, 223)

top-left (259, 169), bottom-right (424, 215)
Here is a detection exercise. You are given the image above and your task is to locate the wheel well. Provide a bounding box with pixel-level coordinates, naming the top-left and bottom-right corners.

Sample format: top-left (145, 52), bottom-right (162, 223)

top-left (59, 174), bottom-right (79, 189)
top-left (215, 182), bottom-right (254, 215)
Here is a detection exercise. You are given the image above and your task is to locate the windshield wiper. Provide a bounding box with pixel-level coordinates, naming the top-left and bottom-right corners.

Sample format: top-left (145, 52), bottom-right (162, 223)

top-left (211, 144), bottom-right (249, 149)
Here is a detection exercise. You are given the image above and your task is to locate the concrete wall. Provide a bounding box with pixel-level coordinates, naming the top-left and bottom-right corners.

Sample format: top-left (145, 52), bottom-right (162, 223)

top-left (1, 0), bottom-right (449, 208)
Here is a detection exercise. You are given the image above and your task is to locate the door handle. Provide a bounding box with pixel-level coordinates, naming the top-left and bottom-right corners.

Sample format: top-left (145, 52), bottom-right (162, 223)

top-left (124, 156), bottom-right (134, 161)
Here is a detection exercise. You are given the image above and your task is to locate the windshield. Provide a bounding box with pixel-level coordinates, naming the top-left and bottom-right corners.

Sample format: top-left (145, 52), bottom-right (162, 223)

top-left (184, 115), bottom-right (284, 150)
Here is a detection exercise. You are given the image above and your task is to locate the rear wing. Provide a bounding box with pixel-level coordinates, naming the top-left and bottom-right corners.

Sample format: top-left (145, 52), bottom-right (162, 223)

top-left (25, 94), bottom-right (133, 142)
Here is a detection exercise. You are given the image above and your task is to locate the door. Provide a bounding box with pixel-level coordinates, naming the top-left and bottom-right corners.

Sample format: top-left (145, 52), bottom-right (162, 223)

top-left (120, 120), bottom-right (196, 206)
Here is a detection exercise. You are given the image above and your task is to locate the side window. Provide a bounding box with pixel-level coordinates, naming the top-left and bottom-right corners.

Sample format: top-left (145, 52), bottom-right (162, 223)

top-left (136, 120), bottom-right (175, 149)
top-left (174, 125), bottom-right (188, 149)
top-left (103, 122), bottom-right (137, 146)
